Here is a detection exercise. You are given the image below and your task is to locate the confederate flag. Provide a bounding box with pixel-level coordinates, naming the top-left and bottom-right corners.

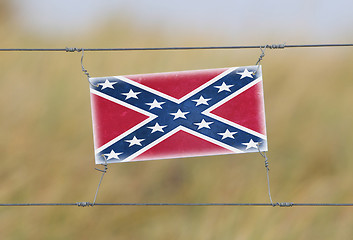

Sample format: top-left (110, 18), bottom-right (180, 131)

top-left (89, 66), bottom-right (267, 164)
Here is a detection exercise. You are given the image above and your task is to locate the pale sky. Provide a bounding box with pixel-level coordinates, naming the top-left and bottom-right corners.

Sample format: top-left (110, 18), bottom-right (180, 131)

top-left (10, 0), bottom-right (353, 42)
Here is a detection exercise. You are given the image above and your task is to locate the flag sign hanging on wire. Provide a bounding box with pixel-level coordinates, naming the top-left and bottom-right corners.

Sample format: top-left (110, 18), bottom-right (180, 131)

top-left (89, 66), bottom-right (267, 164)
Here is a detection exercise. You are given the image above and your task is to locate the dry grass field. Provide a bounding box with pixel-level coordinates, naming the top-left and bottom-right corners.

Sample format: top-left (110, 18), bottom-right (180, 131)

top-left (1, 9), bottom-right (353, 240)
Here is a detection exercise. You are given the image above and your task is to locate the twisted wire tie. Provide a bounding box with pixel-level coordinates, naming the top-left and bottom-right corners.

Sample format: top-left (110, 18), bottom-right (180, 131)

top-left (65, 47), bottom-right (82, 52)
top-left (76, 202), bottom-right (93, 207)
top-left (275, 202), bottom-right (294, 207)
top-left (265, 44), bottom-right (286, 49)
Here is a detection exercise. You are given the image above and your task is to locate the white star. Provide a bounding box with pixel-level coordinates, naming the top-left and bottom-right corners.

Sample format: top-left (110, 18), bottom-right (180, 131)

top-left (214, 82), bottom-right (234, 93)
top-left (104, 150), bottom-right (123, 160)
top-left (147, 122), bottom-right (167, 133)
top-left (100, 79), bottom-right (117, 90)
top-left (192, 95), bottom-right (212, 106)
top-left (218, 129), bottom-right (237, 139)
top-left (242, 139), bottom-right (259, 150)
top-left (125, 136), bottom-right (145, 147)
top-left (237, 69), bottom-right (254, 79)
top-left (170, 109), bottom-right (189, 120)
top-left (122, 89), bottom-right (141, 100)
top-left (194, 119), bottom-right (213, 130)
top-left (146, 99), bottom-right (165, 109)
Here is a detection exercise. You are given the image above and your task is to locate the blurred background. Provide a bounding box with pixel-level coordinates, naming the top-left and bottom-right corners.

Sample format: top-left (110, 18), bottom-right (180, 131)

top-left (1, 0), bottom-right (353, 239)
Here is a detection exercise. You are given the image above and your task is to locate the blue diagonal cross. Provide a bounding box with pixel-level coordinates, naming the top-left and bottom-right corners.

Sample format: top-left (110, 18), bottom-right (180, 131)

top-left (90, 67), bottom-right (266, 163)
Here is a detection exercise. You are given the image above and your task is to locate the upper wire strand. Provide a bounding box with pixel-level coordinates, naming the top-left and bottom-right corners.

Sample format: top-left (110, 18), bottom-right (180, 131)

top-left (1, 43), bottom-right (353, 52)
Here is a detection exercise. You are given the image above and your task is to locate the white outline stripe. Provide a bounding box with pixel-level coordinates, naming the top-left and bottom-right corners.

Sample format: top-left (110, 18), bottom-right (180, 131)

top-left (90, 89), bottom-right (155, 117)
